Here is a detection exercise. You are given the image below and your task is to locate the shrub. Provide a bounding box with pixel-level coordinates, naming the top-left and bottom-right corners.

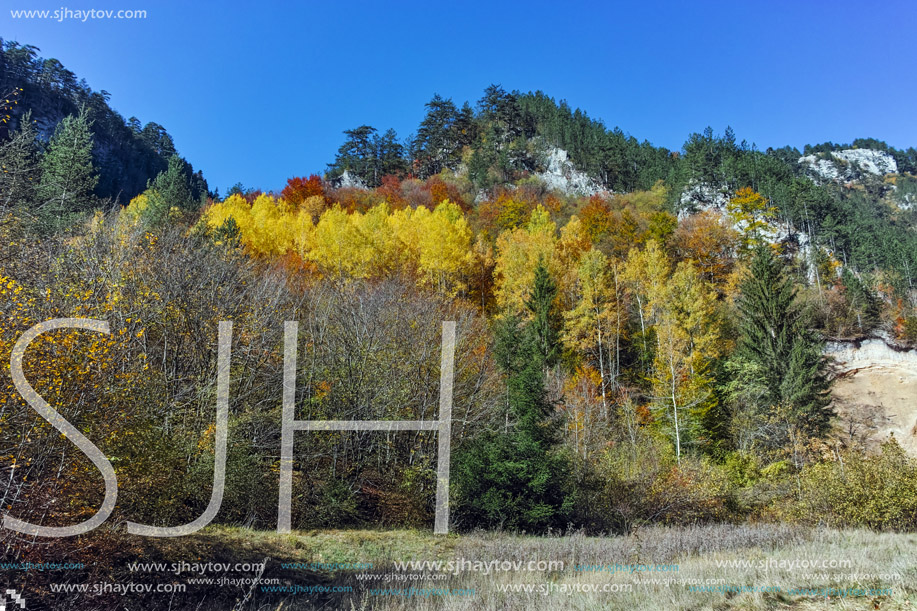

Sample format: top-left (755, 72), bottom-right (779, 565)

top-left (585, 436), bottom-right (733, 533)
top-left (452, 432), bottom-right (573, 532)
top-left (796, 439), bottom-right (917, 530)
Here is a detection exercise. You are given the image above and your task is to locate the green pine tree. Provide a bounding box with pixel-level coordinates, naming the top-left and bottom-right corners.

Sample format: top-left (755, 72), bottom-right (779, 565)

top-left (377, 128), bottom-right (406, 180)
top-left (493, 314), bottom-right (554, 443)
top-left (780, 328), bottom-right (833, 435)
top-left (327, 125), bottom-right (378, 185)
top-left (734, 246), bottom-right (832, 441)
top-left (525, 258), bottom-right (561, 368)
top-left (841, 268), bottom-right (881, 333)
top-left (412, 94), bottom-right (460, 177)
top-left (468, 148), bottom-right (491, 189)
top-left (148, 154), bottom-right (194, 211)
top-left (453, 266), bottom-right (571, 532)
top-left (0, 110), bottom-right (40, 211)
top-left (37, 110), bottom-right (98, 220)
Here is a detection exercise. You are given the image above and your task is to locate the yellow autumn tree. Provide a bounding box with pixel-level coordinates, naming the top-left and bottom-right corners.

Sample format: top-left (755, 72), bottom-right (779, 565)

top-left (562, 248), bottom-right (626, 420)
top-left (623, 239), bottom-right (670, 344)
top-left (203, 193), bottom-right (253, 249)
top-left (352, 202), bottom-right (401, 277)
top-left (122, 191), bottom-right (152, 224)
top-left (553, 215), bottom-right (592, 309)
top-left (202, 193), bottom-right (310, 257)
top-left (247, 194), bottom-right (298, 256)
top-left (624, 240), bottom-right (721, 461)
top-left (391, 200), bottom-right (473, 295)
top-left (308, 205), bottom-right (374, 277)
top-left (650, 261), bottom-right (720, 462)
top-left (493, 205), bottom-right (558, 315)
top-left (726, 187), bottom-right (777, 252)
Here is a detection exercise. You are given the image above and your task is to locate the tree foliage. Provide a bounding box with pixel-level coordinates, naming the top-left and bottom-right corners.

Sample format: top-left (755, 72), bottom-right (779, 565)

top-left (36, 109), bottom-right (97, 220)
top-left (453, 271), bottom-right (572, 532)
top-left (731, 246), bottom-right (832, 450)
top-left (1, 38), bottom-right (205, 202)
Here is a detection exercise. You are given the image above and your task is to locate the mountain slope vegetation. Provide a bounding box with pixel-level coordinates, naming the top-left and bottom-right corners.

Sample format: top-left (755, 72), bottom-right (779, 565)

top-left (0, 38), bottom-right (207, 204)
top-left (2, 48), bottom-right (917, 550)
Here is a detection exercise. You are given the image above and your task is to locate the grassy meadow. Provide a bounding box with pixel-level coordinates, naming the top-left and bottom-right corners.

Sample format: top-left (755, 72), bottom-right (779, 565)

top-left (9, 524), bottom-right (913, 610)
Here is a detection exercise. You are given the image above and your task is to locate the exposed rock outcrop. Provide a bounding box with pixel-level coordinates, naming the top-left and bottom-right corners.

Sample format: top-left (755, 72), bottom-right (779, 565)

top-left (535, 148), bottom-right (603, 196)
top-left (828, 336), bottom-right (917, 456)
top-left (825, 335), bottom-right (917, 373)
top-left (677, 182), bottom-right (819, 282)
top-left (678, 182), bottom-right (731, 215)
top-left (330, 170), bottom-right (368, 190)
top-left (799, 149), bottom-right (898, 184)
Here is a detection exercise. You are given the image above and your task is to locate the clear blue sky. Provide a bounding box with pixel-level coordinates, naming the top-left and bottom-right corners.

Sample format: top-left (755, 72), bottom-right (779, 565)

top-left (3, 0), bottom-right (916, 193)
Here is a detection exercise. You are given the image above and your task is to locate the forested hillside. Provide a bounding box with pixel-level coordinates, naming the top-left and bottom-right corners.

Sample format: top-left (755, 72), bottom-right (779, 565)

top-left (327, 85), bottom-right (917, 291)
top-left (3, 61), bottom-right (917, 549)
top-left (0, 39), bottom-right (207, 203)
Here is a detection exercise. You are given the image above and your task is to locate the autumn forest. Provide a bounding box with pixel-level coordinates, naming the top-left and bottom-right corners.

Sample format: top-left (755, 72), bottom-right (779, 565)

top-left (3, 39), bottom-right (917, 563)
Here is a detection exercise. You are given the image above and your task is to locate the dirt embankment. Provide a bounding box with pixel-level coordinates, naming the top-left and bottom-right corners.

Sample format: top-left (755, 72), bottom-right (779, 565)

top-left (827, 338), bottom-right (917, 455)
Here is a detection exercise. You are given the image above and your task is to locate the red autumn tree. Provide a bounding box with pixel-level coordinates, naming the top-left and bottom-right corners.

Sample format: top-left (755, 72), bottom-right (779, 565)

top-left (376, 175), bottom-right (407, 208)
top-left (281, 175), bottom-right (325, 207)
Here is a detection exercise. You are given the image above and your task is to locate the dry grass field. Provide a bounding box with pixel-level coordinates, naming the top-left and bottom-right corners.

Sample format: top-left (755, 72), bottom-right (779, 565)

top-left (12, 524), bottom-right (912, 610)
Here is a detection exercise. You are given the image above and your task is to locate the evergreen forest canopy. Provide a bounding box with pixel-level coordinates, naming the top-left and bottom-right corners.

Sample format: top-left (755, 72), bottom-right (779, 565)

top-left (326, 85), bottom-right (917, 288)
top-left (0, 38), bottom-right (207, 204)
top-left (3, 42), bottom-right (917, 542)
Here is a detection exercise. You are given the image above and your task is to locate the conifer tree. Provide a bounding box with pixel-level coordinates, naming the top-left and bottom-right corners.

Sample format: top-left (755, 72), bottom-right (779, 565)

top-left (453, 264), bottom-right (571, 531)
top-left (412, 94), bottom-right (460, 177)
top-left (735, 246), bottom-right (832, 439)
top-left (454, 102), bottom-right (477, 149)
top-left (0, 110), bottom-right (40, 211)
top-left (377, 128), bottom-right (406, 179)
top-left (841, 268), bottom-right (881, 332)
top-left (328, 125), bottom-right (378, 184)
top-left (37, 110), bottom-right (98, 217)
top-left (525, 258), bottom-right (561, 368)
top-left (149, 154), bottom-right (194, 211)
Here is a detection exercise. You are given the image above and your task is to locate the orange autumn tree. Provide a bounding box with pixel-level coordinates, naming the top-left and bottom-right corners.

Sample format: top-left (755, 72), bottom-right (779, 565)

top-left (672, 209), bottom-right (740, 288)
top-left (281, 174), bottom-right (325, 207)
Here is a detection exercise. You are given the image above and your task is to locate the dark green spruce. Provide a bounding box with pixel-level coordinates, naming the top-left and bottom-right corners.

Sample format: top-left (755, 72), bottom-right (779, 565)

top-left (453, 259), bottom-right (572, 531)
top-left (735, 246), bottom-right (833, 440)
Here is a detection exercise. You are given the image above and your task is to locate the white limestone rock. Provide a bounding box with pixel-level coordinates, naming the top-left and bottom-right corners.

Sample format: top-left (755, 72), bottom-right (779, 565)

top-left (332, 170), bottom-right (368, 190)
top-left (535, 148), bottom-right (602, 196)
top-left (799, 149), bottom-right (897, 183)
top-left (677, 182), bottom-right (731, 216)
top-left (825, 337), bottom-right (917, 372)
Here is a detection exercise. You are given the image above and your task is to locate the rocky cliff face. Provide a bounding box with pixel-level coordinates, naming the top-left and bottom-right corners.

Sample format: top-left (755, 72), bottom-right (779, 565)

top-left (330, 170), bottom-right (368, 190)
top-left (826, 336), bottom-right (917, 372)
top-left (536, 148), bottom-right (603, 196)
top-left (827, 336), bottom-right (917, 455)
top-left (799, 149), bottom-right (898, 184)
top-left (678, 182), bottom-right (731, 213)
top-left (676, 181), bottom-right (823, 283)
